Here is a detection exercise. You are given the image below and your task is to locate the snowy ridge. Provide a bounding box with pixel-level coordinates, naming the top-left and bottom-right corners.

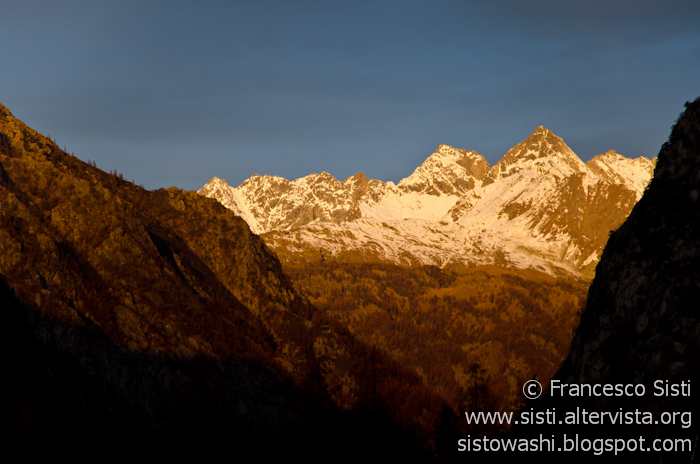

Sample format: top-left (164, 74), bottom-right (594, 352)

top-left (199, 171), bottom-right (372, 234)
top-left (199, 144), bottom-right (491, 232)
top-left (200, 127), bottom-right (655, 278)
top-left (586, 150), bottom-right (656, 200)
top-left (355, 145), bottom-right (491, 221)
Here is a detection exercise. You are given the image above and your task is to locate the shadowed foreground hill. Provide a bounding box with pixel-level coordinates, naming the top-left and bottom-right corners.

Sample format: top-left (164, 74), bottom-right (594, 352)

top-left (0, 103), bottom-right (446, 460)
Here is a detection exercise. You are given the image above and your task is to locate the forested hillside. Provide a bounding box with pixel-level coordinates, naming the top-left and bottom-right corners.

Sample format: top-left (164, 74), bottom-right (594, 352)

top-left (285, 260), bottom-right (587, 413)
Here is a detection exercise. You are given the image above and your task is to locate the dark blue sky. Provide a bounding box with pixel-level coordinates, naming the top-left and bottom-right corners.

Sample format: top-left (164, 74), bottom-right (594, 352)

top-left (2, 1), bottom-right (698, 190)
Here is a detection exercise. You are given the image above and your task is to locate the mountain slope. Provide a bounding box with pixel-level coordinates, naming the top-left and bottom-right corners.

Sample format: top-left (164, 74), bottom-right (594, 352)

top-left (0, 102), bottom-right (447, 459)
top-left (202, 128), bottom-right (654, 278)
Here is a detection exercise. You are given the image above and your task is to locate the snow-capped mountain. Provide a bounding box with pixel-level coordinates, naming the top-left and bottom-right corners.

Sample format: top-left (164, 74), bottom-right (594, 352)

top-left (199, 127), bottom-right (655, 278)
top-left (198, 172), bottom-right (381, 235)
top-left (198, 143), bottom-right (489, 233)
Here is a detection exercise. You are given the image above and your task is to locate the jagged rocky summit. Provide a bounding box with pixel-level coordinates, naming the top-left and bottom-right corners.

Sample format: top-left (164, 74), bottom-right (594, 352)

top-left (200, 127), bottom-right (655, 279)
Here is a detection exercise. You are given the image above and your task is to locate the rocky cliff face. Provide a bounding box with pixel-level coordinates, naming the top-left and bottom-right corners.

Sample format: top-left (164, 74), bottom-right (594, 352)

top-left (532, 98), bottom-right (700, 462)
top-left (561, 97), bottom-right (700, 397)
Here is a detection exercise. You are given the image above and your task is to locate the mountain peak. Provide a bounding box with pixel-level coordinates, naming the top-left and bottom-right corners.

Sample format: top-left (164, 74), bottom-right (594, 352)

top-left (305, 171), bottom-right (339, 183)
top-left (198, 176), bottom-right (229, 193)
top-left (486, 126), bottom-right (583, 181)
top-left (524, 126), bottom-right (564, 147)
top-left (342, 171), bottom-right (369, 190)
top-left (204, 176), bottom-right (226, 186)
top-left (397, 145), bottom-right (490, 196)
